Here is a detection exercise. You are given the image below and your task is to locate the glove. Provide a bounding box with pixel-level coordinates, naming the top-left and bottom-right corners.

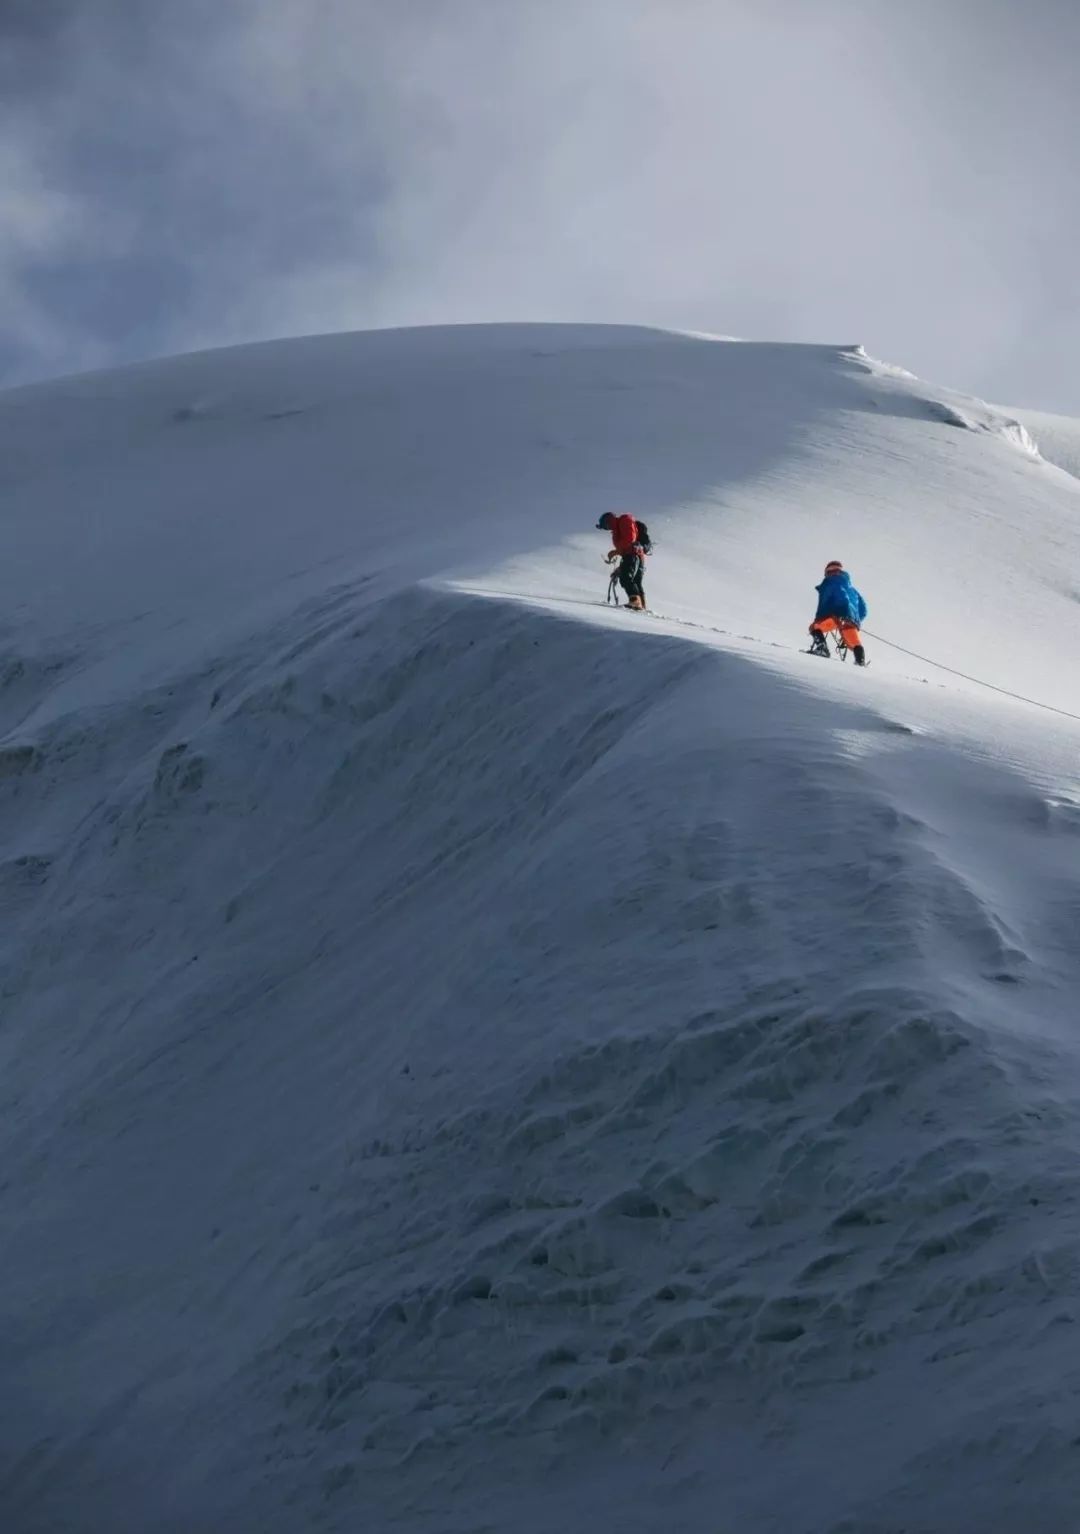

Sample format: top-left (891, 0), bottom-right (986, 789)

top-left (605, 550), bottom-right (618, 564)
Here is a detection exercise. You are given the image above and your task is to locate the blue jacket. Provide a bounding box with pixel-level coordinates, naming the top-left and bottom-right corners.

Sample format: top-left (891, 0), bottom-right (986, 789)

top-left (815, 571), bottom-right (867, 624)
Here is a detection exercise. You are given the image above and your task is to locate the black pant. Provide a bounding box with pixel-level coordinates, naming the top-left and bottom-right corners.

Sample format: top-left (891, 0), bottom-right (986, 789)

top-left (617, 552), bottom-right (645, 602)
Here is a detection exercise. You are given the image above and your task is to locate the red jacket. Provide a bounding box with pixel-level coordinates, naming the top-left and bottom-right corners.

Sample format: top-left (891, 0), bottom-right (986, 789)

top-left (609, 514), bottom-right (643, 556)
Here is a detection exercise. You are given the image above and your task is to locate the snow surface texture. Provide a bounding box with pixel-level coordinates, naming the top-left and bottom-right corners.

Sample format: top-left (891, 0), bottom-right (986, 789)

top-left (3, 325), bottom-right (1080, 1534)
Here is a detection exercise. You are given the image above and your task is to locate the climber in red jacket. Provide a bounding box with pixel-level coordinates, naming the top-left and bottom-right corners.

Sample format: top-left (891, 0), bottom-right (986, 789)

top-left (596, 512), bottom-right (648, 611)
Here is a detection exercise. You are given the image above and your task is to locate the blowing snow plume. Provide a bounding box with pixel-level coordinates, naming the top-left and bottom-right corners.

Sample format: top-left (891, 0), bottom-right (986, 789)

top-left (3, 325), bottom-right (1080, 1533)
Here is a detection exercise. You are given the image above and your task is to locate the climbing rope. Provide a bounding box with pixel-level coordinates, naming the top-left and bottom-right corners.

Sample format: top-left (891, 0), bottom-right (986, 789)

top-left (861, 629), bottom-right (1080, 726)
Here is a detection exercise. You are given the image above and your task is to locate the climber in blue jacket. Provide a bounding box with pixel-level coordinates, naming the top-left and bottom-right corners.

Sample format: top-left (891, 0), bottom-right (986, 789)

top-left (809, 560), bottom-right (868, 665)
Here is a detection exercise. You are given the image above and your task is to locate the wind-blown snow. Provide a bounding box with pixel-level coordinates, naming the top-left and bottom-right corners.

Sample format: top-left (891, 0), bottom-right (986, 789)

top-left (3, 325), bottom-right (1080, 1534)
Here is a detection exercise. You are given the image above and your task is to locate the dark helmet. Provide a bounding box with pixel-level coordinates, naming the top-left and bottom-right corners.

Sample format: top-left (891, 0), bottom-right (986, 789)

top-left (824, 560), bottom-right (844, 575)
top-left (596, 513), bottom-right (614, 530)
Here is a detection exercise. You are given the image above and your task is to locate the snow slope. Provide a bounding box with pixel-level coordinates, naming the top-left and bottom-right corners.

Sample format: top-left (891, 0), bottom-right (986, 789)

top-left (3, 325), bottom-right (1080, 1534)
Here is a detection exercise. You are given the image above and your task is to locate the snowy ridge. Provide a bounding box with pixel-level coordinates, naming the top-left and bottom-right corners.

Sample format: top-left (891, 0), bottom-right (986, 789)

top-left (4, 325), bottom-right (1080, 1533)
top-left (1007, 405), bottom-right (1080, 486)
top-left (848, 345), bottom-right (1043, 459)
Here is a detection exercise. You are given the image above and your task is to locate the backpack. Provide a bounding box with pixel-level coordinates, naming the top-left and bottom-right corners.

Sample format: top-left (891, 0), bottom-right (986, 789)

top-left (634, 519), bottom-right (653, 554)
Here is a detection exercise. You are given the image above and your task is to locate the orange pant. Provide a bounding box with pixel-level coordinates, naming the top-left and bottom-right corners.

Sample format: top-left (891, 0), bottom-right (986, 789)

top-left (812, 616), bottom-right (861, 649)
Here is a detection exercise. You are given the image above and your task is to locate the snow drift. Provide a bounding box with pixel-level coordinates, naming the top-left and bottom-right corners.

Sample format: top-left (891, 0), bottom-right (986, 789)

top-left (3, 325), bottom-right (1080, 1534)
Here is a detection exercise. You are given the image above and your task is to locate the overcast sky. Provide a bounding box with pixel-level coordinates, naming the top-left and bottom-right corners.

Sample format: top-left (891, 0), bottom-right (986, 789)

top-left (2, 0), bottom-right (1078, 409)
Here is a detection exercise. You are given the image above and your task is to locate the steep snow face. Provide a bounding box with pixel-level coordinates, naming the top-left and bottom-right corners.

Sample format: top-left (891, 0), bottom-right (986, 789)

top-left (3, 326), bottom-right (1080, 1534)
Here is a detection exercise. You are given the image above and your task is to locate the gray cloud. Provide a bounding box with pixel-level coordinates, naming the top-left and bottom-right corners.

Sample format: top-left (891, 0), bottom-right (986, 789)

top-left (2, 0), bottom-right (1079, 409)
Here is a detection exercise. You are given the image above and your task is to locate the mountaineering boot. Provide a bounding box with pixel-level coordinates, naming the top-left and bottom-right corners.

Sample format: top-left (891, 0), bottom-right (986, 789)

top-left (853, 645), bottom-right (867, 666)
top-left (627, 595), bottom-right (645, 611)
top-left (808, 630), bottom-right (830, 657)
